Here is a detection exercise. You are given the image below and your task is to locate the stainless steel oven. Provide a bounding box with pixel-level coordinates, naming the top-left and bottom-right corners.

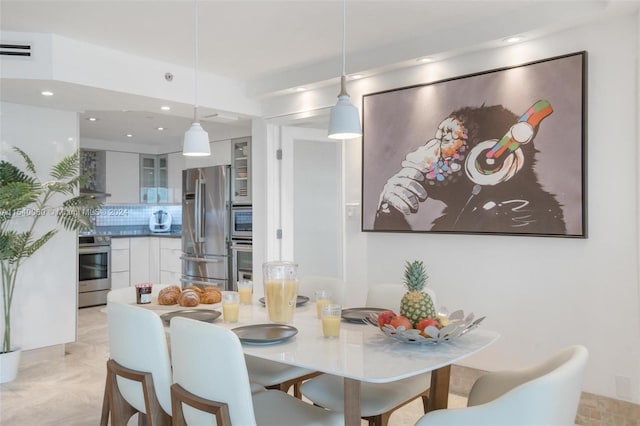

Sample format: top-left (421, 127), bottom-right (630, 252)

top-left (78, 235), bottom-right (111, 307)
top-left (230, 239), bottom-right (252, 291)
top-left (231, 207), bottom-right (252, 239)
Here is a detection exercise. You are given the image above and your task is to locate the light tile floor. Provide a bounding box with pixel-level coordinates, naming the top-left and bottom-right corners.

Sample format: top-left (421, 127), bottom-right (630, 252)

top-left (0, 306), bottom-right (467, 425)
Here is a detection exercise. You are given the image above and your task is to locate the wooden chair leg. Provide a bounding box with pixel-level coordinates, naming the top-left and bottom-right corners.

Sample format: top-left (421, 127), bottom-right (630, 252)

top-left (100, 369), bottom-right (110, 426)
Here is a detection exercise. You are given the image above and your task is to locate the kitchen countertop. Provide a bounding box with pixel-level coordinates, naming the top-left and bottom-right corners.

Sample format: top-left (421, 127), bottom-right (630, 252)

top-left (81, 225), bottom-right (182, 238)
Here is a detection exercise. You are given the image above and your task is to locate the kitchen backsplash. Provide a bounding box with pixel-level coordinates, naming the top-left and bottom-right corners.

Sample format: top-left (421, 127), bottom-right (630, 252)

top-left (92, 204), bottom-right (182, 227)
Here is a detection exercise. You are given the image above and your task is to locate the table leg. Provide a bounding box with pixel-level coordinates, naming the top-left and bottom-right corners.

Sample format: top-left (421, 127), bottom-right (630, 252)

top-left (343, 377), bottom-right (361, 426)
top-left (427, 365), bottom-right (451, 412)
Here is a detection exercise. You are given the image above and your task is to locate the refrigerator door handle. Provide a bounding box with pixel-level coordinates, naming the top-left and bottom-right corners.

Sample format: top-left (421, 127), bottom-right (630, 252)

top-left (181, 255), bottom-right (223, 263)
top-left (194, 178), bottom-right (206, 243)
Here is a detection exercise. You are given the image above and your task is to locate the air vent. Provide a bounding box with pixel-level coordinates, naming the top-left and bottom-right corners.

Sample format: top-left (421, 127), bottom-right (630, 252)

top-left (0, 43), bottom-right (31, 57)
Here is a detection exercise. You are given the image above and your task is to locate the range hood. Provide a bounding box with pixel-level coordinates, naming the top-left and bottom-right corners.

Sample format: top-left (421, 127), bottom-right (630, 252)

top-left (80, 189), bottom-right (111, 199)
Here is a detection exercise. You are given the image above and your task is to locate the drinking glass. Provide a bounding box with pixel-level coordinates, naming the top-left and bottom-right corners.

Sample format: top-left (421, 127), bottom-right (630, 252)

top-left (321, 304), bottom-right (342, 338)
top-left (238, 280), bottom-right (253, 305)
top-left (315, 289), bottom-right (332, 318)
top-left (222, 291), bottom-right (240, 323)
top-left (263, 261), bottom-right (298, 323)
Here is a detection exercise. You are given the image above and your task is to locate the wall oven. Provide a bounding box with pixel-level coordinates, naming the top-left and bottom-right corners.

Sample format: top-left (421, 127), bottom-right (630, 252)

top-left (231, 207), bottom-right (252, 240)
top-left (78, 235), bottom-right (111, 308)
top-left (230, 240), bottom-right (252, 291)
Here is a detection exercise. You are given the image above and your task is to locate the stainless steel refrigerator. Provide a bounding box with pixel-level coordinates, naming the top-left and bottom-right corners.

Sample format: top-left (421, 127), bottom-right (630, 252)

top-left (182, 166), bottom-right (231, 290)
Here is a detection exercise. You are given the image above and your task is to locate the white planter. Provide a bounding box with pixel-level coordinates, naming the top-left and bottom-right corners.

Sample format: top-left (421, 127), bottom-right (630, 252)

top-left (0, 348), bottom-right (22, 383)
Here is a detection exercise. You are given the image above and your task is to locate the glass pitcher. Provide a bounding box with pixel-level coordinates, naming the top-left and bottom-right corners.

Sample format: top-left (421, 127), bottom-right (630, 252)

top-left (263, 261), bottom-right (298, 323)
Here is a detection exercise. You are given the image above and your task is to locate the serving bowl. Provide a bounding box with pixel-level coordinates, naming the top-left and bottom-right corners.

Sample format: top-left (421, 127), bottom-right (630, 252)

top-left (367, 307), bottom-right (485, 345)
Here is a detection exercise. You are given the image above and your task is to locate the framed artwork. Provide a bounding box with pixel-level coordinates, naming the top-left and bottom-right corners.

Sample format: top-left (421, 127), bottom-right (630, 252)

top-left (362, 51), bottom-right (586, 238)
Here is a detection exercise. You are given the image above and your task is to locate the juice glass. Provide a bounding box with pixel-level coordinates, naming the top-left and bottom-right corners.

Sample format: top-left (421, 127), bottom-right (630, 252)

top-left (315, 289), bottom-right (332, 318)
top-left (321, 304), bottom-right (342, 338)
top-left (222, 291), bottom-right (240, 323)
top-left (263, 261), bottom-right (298, 323)
top-left (238, 280), bottom-right (253, 305)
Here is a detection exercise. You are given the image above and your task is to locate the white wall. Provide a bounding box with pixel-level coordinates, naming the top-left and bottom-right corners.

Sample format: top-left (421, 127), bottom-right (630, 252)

top-left (258, 13), bottom-right (640, 403)
top-left (0, 102), bottom-right (79, 351)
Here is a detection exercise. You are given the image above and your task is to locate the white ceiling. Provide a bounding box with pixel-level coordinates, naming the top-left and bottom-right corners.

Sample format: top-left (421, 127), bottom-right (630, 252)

top-left (1, 0), bottom-right (636, 147)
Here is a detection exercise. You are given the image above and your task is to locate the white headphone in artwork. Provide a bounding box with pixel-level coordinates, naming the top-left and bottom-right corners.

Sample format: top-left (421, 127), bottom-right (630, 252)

top-left (465, 100), bottom-right (553, 186)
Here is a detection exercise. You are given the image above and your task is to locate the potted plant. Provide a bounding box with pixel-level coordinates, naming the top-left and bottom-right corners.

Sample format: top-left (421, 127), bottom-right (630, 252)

top-left (0, 147), bottom-right (101, 383)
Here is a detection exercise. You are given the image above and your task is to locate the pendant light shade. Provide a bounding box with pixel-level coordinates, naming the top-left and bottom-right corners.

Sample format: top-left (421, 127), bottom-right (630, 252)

top-left (183, 0), bottom-right (211, 156)
top-left (328, 0), bottom-right (362, 140)
top-left (183, 121), bottom-right (210, 156)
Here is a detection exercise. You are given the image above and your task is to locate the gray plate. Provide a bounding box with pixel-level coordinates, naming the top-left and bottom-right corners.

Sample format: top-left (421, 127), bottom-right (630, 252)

top-left (160, 309), bottom-right (221, 324)
top-left (232, 324), bottom-right (298, 345)
top-left (258, 295), bottom-right (310, 307)
top-left (341, 307), bottom-right (391, 323)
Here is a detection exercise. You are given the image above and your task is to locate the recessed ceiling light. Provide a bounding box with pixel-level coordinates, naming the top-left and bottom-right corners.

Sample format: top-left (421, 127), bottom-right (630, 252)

top-left (156, 127), bottom-right (165, 131)
top-left (504, 36), bottom-right (523, 43)
top-left (294, 87), bottom-right (306, 92)
top-left (40, 91), bottom-right (54, 96)
top-left (417, 57), bottom-right (433, 63)
top-left (86, 117), bottom-right (98, 122)
top-left (160, 106), bottom-right (171, 111)
top-left (125, 134), bottom-right (133, 138)
top-left (349, 74), bottom-right (364, 80)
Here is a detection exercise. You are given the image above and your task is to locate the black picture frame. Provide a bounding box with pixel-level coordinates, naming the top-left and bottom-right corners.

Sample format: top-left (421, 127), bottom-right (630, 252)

top-left (362, 51), bottom-right (587, 238)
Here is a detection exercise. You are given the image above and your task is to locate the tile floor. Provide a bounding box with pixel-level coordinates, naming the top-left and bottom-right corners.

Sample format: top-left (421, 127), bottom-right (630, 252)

top-left (0, 306), bottom-right (467, 425)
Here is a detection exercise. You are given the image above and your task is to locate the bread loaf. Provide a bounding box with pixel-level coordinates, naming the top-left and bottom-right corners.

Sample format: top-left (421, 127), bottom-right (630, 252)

top-left (200, 287), bottom-right (222, 304)
top-left (183, 285), bottom-right (203, 294)
top-left (157, 285), bottom-right (181, 305)
top-left (178, 289), bottom-right (200, 307)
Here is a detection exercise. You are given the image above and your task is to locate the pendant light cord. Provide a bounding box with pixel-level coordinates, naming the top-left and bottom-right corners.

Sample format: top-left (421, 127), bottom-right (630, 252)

top-left (337, 0), bottom-right (349, 97)
top-left (342, 0), bottom-right (346, 77)
top-left (193, 0), bottom-right (199, 122)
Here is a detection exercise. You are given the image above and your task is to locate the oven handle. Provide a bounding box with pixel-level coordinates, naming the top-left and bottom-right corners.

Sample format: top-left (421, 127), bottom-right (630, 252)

top-left (180, 255), bottom-right (223, 263)
top-left (79, 246), bottom-right (111, 255)
top-left (230, 244), bottom-right (252, 253)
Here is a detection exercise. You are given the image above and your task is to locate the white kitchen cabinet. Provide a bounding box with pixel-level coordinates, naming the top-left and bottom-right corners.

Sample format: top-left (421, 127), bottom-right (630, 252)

top-left (106, 151), bottom-right (139, 203)
top-left (183, 139), bottom-right (232, 169)
top-left (160, 237), bottom-right (182, 285)
top-left (129, 237), bottom-right (161, 285)
top-left (231, 137), bottom-right (251, 205)
top-left (110, 238), bottom-right (130, 289)
top-left (167, 152), bottom-right (184, 203)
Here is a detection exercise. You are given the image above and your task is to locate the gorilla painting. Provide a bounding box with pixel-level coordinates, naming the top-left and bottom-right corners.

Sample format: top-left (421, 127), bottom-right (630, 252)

top-left (363, 52), bottom-right (585, 237)
top-left (373, 102), bottom-right (566, 234)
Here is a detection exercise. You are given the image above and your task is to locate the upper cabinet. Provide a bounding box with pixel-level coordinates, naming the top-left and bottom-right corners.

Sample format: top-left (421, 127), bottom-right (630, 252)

top-left (167, 152), bottom-right (184, 204)
top-left (231, 137), bottom-right (251, 205)
top-left (140, 154), bottom-right (168, 203)
top-left (106, 151), bottom-right (139, 203)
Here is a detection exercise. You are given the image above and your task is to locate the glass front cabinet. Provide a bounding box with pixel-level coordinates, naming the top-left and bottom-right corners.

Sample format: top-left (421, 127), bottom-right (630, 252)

top-left (140, 154), bottom-right (168, 203)
top-left (232, 137), bottom-right (251, 205)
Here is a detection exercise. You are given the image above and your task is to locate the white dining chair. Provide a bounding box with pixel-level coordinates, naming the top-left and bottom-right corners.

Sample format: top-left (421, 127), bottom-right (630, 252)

top-left (169, 316), bottom-right (344, 426)
top-left (244, 355), bottom-right (320, 398)
top-left (102, 301), bottom-right (172, 426)
top-left (415, 345), bottom-right (589, 425)
top-left (300, 283), bottom-right (436, 426)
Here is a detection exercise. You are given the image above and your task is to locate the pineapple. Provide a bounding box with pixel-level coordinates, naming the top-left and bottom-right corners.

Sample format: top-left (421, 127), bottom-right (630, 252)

top-left (400, 260), bottom-right (436, 327)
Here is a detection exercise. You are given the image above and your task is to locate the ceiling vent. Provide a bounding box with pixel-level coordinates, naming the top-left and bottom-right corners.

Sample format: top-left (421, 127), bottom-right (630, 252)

top-left (0, 43), bottom-right (31, 57)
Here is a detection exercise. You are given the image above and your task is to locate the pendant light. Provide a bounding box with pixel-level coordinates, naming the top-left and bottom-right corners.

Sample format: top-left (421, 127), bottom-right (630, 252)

top-left (328, 0), bottom-right (362, 140)
top-left (183, 0), bottom-right (211, 156)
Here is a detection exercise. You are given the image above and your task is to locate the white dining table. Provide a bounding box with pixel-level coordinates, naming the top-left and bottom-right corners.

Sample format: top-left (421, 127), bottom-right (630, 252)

top-left (125, 289), bottom-right (500, 426)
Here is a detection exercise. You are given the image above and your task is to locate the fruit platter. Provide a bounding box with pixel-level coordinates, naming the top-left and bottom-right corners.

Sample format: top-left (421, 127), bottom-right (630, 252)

top-left (367, 307), bottom-right (486, 345)
top-left (365, 260), bottom-right (485, 344)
